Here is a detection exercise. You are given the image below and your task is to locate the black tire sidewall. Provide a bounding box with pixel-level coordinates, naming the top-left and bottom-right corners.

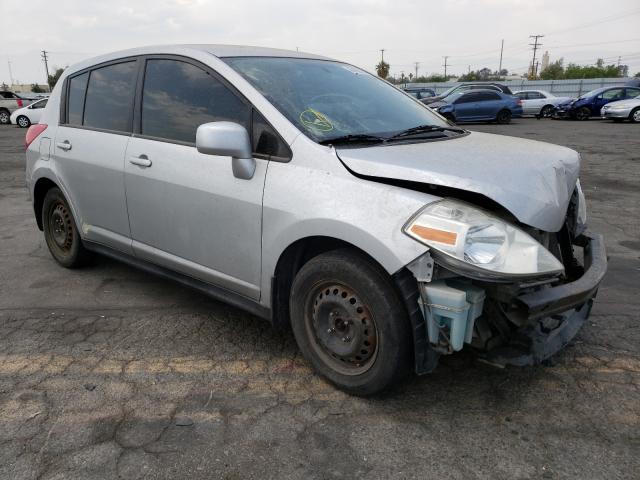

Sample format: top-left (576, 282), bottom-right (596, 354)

top-left (17, 116), bottom-right (30, 128)
top-left (576, 107), bottom-right (590, 120)
top-left (290, 249), bottom-right (411, 396)
top-left (42, 187), bottom-right (84, 268)
top-left (497, 110), bottom-right (511, 124)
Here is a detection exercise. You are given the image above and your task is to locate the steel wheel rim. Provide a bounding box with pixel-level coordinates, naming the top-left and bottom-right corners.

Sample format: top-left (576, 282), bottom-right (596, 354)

top-left (305, 282), bottom-right (379, 376)
top-left (48, 202), bottom-right (74, 254)
top-left (18, 116), bottom-right (29, 127)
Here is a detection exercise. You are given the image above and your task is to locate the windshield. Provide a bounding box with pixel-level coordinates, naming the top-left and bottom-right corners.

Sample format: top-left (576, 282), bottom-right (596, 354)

top-left (578, 88), bottom-right (605, 99)
top-left (442, 91), bottom-right (466, 103)
top-left (224, 57), bottom-right (449, 142)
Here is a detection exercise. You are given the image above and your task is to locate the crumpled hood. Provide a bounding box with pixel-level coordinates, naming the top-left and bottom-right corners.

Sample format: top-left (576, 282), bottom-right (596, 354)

top-left (336, 131), bottom-right (580, 232)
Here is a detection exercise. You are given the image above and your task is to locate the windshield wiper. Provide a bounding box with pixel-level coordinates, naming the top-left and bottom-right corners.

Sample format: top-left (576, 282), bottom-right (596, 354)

top-left (388, 124), bottom-right (465, 140)
top-left (318, 134), bottom-right (386, 146)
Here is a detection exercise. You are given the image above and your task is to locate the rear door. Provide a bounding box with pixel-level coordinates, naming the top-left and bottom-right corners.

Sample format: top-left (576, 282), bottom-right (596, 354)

top-left (53, 60), bottom-right (138, 254)
top-left (124, 57), bottom-right (269, 299)
top-left (525, 91), bottom-right (545, 114)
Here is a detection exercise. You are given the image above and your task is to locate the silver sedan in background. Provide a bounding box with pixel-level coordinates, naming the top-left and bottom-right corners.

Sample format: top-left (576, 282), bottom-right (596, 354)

top-left (601, 95), bottom-right (640, 123)
top-left (513, 90), bottom-right (574, 117)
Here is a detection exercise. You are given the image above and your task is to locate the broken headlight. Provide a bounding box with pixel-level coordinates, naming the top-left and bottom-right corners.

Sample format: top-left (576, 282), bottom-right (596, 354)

top-left (403, 199), bottom-right (564, 279)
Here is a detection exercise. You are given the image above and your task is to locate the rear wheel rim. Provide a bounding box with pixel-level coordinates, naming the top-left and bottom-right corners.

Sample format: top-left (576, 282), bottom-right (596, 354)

top-left (47, 202), bottom-right (74, 255)
top-left (0, 112), bottom-right (8, 123)
top-left (305, 282), bottom-right (379, 376)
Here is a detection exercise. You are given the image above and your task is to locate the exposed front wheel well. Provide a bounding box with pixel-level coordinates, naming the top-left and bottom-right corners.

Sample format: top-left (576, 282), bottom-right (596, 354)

top-left (271, 236), bottom-right (389, 329)
top-left (33, 178), bottom-right (59, 230)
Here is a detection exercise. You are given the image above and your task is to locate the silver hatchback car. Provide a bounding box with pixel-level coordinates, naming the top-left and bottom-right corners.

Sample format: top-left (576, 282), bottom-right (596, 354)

top-left (26, 45), bottom-right (606, 395)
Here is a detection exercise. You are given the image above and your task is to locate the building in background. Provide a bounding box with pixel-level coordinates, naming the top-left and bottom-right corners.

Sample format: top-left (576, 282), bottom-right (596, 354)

top-left (3, 83), bottom-right (50, 94)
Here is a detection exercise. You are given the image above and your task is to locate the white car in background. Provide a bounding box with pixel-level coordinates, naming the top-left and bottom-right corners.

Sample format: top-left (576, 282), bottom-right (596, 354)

top-left (513, 90), bottom-right (574, 117)
top-left (10, 98), bottom-right (48, 128)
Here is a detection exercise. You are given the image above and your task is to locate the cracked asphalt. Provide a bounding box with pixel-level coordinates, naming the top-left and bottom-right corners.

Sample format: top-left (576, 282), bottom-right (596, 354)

top-left (1, 118), bottom-right (639, 479)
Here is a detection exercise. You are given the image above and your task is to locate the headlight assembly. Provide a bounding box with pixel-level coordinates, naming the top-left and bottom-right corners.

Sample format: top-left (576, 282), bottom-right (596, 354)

top-left (403, 199), bottom-right (564, 279)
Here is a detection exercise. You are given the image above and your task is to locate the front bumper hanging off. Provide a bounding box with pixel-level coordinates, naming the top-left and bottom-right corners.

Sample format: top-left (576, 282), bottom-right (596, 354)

top-left (396, 232), bottom-right (607, 374)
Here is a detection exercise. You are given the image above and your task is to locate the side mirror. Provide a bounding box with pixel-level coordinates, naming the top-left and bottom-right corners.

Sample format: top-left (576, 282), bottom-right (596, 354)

top-left (196, 121), bottom-right (255, 180)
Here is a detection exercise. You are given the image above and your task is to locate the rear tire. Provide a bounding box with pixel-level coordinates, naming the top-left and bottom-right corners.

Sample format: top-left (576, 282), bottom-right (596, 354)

top-left (630, 108), bottom-right (640, 123)
top-left (17, 115), bottom-right (30, 128)
top-left (496, 109), bottom-right (512, 124)
top-left (0, 109), bottom-right (10, 125)
top-left (575, 107), bottom-right (590, 121)
top-left (289, 249), bottom-right (412, 396)
top-left (42, 187), bottom-right (91, 268)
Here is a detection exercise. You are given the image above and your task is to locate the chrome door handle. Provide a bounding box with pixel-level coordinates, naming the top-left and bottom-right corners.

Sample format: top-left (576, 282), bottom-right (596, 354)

top-left (129, 154), bottom-right (152, 168)
top-left (56, 140), bottom-right (72, 151)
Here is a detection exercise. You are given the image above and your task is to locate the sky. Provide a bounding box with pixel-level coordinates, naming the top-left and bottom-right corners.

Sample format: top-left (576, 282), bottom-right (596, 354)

top-left (1, 0), bottom-right (639, 86)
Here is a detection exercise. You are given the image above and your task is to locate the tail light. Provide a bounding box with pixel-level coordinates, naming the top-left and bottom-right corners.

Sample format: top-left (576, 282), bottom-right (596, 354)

top-left (25, 124), bottom-right (47, 150)
top-left (517, 99), bottom-right (523, 106)
top-left (16, 99), bottom-right (23, 107)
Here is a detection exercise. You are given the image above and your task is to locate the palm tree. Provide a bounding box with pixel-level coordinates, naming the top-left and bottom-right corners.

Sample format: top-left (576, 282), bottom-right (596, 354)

top-left (376, 61), bottom-right (390, 79)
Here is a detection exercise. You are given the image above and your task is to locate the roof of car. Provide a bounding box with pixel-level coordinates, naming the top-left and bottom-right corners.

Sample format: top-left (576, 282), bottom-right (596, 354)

top-left (65, 44), bottom-right (331, 75)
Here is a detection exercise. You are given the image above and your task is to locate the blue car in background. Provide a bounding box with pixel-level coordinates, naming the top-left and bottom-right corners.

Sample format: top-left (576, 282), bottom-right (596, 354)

top-left (554, 85), bottom-right (640, 120)
top-left (429, 89), bottom-right (523, 124)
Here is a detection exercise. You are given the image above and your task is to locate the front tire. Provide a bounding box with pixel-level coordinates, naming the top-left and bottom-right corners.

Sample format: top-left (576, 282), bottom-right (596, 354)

top-left (496, 109), bottom-right (512, 124)
top-left (575, 107), bottom-right (590, 121)
top-left (17, 115), bottom-right (31, 128)
top-left (540, 105), bottom-right (554, 118)
top-left (42, 187), bottom-right (90, 268)
top-left (289, 249), bottom-right (412, 396)
top-left (630, 108), bottom-right (640, 123)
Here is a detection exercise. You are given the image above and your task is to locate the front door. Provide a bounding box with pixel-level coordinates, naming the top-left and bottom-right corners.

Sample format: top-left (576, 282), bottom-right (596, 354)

top-left (124, 57), bottom-right (266, 299)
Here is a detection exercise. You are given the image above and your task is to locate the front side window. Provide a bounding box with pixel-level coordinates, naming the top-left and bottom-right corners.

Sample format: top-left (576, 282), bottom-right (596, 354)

top-left (224, 57), bottom-right (450, 143)
top-left (67, 72), bottom-right (89, 125)
top-left (141, 59), bottom-right (249, 144)
top-left (31, 99), bottom-right (48, 109)
top-left (83, 61), bottom-right (137, 132)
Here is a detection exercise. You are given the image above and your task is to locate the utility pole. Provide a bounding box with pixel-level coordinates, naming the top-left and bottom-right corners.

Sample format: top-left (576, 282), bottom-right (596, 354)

top-left (414, 62), bottom-right (419, 80)
top-left (7, 61), bottom-right (14, 85)
top-left (442, 56), bottom-right (449, 79)
top-left (41, 50), bottom-right (50, 84)
top-left (528, 35), bottom-right (543, 79)
top-left (380, 49), bottom-right (385, 63)
top-left (498, 39), bottom-right (504, 76)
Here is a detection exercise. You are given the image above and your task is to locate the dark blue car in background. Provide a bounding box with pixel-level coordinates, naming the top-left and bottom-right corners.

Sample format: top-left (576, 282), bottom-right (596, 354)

top-left (430, 89), bottom-right (523, 124)
top-left (554, 85), bottom-right (640, 120)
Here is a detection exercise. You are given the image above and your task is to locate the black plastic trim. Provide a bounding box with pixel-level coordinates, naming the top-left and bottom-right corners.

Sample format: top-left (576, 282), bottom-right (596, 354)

top-left (516, 232), bottom-right (606, 320)
top-left (83, 241), bottom-right (272, 321)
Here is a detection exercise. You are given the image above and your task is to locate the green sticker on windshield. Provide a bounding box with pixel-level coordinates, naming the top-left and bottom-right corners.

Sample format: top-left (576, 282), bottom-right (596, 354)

top-left (300, 108), bottom-right (333, 132)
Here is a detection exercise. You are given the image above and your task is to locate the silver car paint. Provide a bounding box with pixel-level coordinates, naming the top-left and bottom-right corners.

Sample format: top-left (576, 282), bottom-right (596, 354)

top-left (27, 44), bottom-right (581, 311)
top-left (336, 132), bottom-right (580, 232)
top-left (600, 96), bottom-right (640, 119)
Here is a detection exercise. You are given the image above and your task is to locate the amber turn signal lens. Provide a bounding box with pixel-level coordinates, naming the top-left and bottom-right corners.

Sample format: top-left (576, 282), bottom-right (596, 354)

top-left (410, 225), bottom-right (457, 245)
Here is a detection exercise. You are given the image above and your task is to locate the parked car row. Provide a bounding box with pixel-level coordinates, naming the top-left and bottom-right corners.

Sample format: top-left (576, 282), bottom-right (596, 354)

top-left (0, 91), bottom-right (37, 124)
top-left (400, 81), bottom-right (640, 124)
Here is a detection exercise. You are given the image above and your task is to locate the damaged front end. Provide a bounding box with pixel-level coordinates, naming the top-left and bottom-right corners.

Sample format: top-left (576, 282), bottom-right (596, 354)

top-left (395, 194), bottom-right (607, 374)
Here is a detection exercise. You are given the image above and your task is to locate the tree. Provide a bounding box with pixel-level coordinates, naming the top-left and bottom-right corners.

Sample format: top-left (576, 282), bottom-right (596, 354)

top-left (31, 84), bottom-right (45, 93)
top-left (564, 60), bottom-right (620, 79)
top-left (375, 61), bottom-right (390, 79)
top-left (540, 59), bottom-right (564, 80)
top-left (47, 67), bottom-right (65, 89)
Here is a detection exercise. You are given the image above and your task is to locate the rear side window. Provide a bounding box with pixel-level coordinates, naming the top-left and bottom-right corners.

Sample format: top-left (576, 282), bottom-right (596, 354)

top-left (476, 92), bottom-right (500, 101)
top-left (141, 59), bottom-right (250, 144)
top-left (67, 72), bottom-right (89, 125)
top-left (83, 61), bottom-right (137, 132)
